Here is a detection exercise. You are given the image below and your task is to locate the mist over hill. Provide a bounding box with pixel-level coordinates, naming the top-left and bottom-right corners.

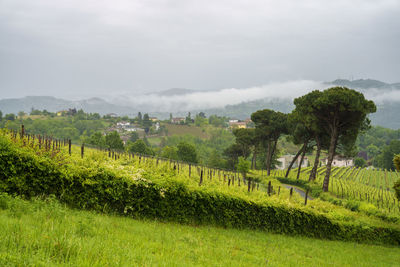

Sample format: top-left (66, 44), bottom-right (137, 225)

top-left (327, 79), bottom-right (400, 90)
top-left (0, 96), bottom-right (135, 116)
top-left (1, 79), bottom-right (399, 129)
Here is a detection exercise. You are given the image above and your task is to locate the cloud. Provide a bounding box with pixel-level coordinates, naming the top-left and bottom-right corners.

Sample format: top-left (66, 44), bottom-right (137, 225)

top-left (363, 89), bottom-right (400, 103)
top-left (111, 80), bottom-right (400, 112)
top-left (0, 0), bottom-right (399, 98)
top-left (111, 80), bottom-right (326, 112)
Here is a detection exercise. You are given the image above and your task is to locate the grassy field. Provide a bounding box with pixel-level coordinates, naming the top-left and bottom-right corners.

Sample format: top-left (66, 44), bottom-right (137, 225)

top-left (165, 124), bottom-right (209, 139)
top-left (1, 194), bottom-right (399, 267)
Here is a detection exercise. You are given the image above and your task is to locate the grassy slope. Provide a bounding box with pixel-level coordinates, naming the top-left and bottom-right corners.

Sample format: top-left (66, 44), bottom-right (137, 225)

top-left (0, 195), bottom-right (399, 267)
top-left (165, 124), bottom-right (209, 139)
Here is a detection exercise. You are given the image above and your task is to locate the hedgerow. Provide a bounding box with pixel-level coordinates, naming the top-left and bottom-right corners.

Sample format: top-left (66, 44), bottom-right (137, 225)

top-left (0, 133), bottom-right (399, 245)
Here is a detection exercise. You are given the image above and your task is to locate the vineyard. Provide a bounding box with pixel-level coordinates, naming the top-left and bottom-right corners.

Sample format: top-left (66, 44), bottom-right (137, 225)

top-left (271, 166), bottom-right (400, 215)
top-left (1, 126), bottom-right (305, 206)
top-left (1, 126), bottom-right (400, 245)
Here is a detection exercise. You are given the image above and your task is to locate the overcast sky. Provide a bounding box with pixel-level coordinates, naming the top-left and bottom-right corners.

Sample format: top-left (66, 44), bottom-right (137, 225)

top-left (0, 0), bottom-right (399, 99)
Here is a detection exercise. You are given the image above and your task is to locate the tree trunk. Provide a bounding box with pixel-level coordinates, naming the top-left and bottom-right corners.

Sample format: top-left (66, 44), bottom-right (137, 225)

top-left (252, 150), bottom-right (257, 170)
top-left (323, 128), bottom-right (338, 192)
top-left (267, 139), bottom-right (278, 176)
top-left (285, 143), bottom-right (305, 178)
top-left (309, 136), bottom-right (321, 182)
top-left (265, 141), bottom-right (272, 176)
top-left (296, 143), bottom-right (307, 179)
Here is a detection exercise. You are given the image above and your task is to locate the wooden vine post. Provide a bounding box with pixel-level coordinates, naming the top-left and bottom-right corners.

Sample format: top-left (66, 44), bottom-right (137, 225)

top-left (305, 189), bottom-right (309, 205)
top-left (199, 169), bottom-right (203, 186)
top-left (267, 181), bottom-right (272, 196)
top-left (81, 144), bottom-right (84, 158)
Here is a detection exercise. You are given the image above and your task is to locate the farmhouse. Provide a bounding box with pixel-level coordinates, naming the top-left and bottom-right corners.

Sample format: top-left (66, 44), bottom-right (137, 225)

top-left (150, 117), bottom-right (158, 122)
top-left (117, 121), bottom-right (130, 127)
top-left (277, 155), bottom-right (309, 170)
top-left (171, 117), bottom-right (185, 124)
top-left (324, 156), bottom-right (354, 167)
top-left (229, 121), bottom-right (247, 129)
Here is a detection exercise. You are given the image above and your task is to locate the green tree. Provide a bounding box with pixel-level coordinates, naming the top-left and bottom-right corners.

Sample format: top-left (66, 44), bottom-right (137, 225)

top-left (88, 132), bottom-right (106, 148)
top-left (60, 127), bottom-right (80, 140)
top-left (177, 142), bottom-right (198, 163)
top-left (366, 144), bottom-right (380, 159)
top-left (160, 146), bottom-right (178, 160)
top-left (236, 156), bottom-right (250, 179)
top-left (129, 132), bottom-right (139, 142)
top-left (394, 154), bottom-right (400, 171)
top-left (137, 112), bottom-right (142, 124)
top-left (285, 111), bottom-right (313, 179)
top-left (295, 87), bottom-right (376, 192)
top-left (251, 109), bottom-right (288, 175)
top-left (236, 157), bottom-right (251, 192)
top-left (354, 157), bottom-right (366, 168)
top-left (292, 90), bottom-right (331, 181)
top-left (223, 143), bottom-right (242, 170)
top-left (18, 111), bottom-right (26, 118)
top-left (394, 155), bottom-right (400, 200)
top-left (0, 110), bottom-right (2, 121)
top-left (4, 113), bottom-right (16, 121)
top-left (105, 131), bottom-right (124, 150)
top-left (30, 109), bottom-right (42, 115)
top-left (142, 114), bottom-right (152, 133)
top-left (127, 139), bottom-right (154, 155)
top-left (232, 128), bottom-right (255, 159)
top-left (380, 140), bottom-right (400, 170)
top-left (185, 112), bottom-right (192, 124)
top-left (207, 149), bottom-right (225, 168)
top-left (208, 115), bottom-right (227, 127)
top-left (194, 114), bottom-right (208, 127)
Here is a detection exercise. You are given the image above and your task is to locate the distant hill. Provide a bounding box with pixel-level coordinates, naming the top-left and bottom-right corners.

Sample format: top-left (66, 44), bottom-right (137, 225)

top-left (1, 79), bottom-right (399, 129)
top-left (328, 79), bottom-right (400, 90)
top-left (0, 96), bottom-right (136, 115)
top-left (199, 99), bottom-right (400, 129)
top-left (199, 98), bottom-right (294, 120)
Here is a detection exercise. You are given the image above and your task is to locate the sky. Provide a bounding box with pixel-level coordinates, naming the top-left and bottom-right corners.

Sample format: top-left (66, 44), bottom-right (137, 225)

top-left (0, 0), bottom-right (399, 99)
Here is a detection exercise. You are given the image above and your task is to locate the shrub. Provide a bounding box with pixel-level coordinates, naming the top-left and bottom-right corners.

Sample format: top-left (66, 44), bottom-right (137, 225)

top-left (358, 202), bottom-right (379, 216)
top-left (0, 133), bottom-right (400, 245)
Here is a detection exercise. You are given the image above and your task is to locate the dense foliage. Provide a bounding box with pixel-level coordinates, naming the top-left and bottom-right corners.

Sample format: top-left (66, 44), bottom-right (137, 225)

top-left (1, 130), bottom-right (400, 245)
top-left (357, 126), bottom-right (400, 167)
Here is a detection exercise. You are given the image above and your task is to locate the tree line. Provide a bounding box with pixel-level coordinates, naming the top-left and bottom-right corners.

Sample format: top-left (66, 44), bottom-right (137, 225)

top-left (225, 87), bottom-right (376, 192)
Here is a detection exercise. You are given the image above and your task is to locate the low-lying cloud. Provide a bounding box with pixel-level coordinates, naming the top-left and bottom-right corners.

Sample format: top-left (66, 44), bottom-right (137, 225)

top-left (109, 80), bottom-right (400, 113)
top-left (112, 80), bottom-right (328, 112)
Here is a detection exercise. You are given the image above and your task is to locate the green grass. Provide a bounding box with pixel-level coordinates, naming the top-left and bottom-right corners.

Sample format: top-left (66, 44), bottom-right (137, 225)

top-left (0, 194), bottom-right (399, 267)
top-left (165, 124), bottom-right (209, 139)
top-left (147, 136), bottom-right (162, 146)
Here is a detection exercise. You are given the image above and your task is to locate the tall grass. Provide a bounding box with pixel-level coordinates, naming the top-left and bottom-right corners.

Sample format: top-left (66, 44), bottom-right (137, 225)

top-left (0, 194), bottom-right (399, 266)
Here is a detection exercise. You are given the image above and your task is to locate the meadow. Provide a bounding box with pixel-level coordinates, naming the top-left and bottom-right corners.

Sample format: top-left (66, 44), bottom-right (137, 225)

top-left (1, 194), bottom-right (399, 267)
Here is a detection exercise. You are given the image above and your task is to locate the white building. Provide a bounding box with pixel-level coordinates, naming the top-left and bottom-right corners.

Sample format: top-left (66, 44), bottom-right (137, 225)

top-left (117, 121), bottom-right (130, 127)
top-left (277, 155), bottom-right (309, 170)
top-left (324, 156), bottom-right (354, 167)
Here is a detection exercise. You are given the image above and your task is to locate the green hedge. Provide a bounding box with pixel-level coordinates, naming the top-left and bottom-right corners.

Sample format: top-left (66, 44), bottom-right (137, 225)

top-left (1, 135), bottom-right (400, 245)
